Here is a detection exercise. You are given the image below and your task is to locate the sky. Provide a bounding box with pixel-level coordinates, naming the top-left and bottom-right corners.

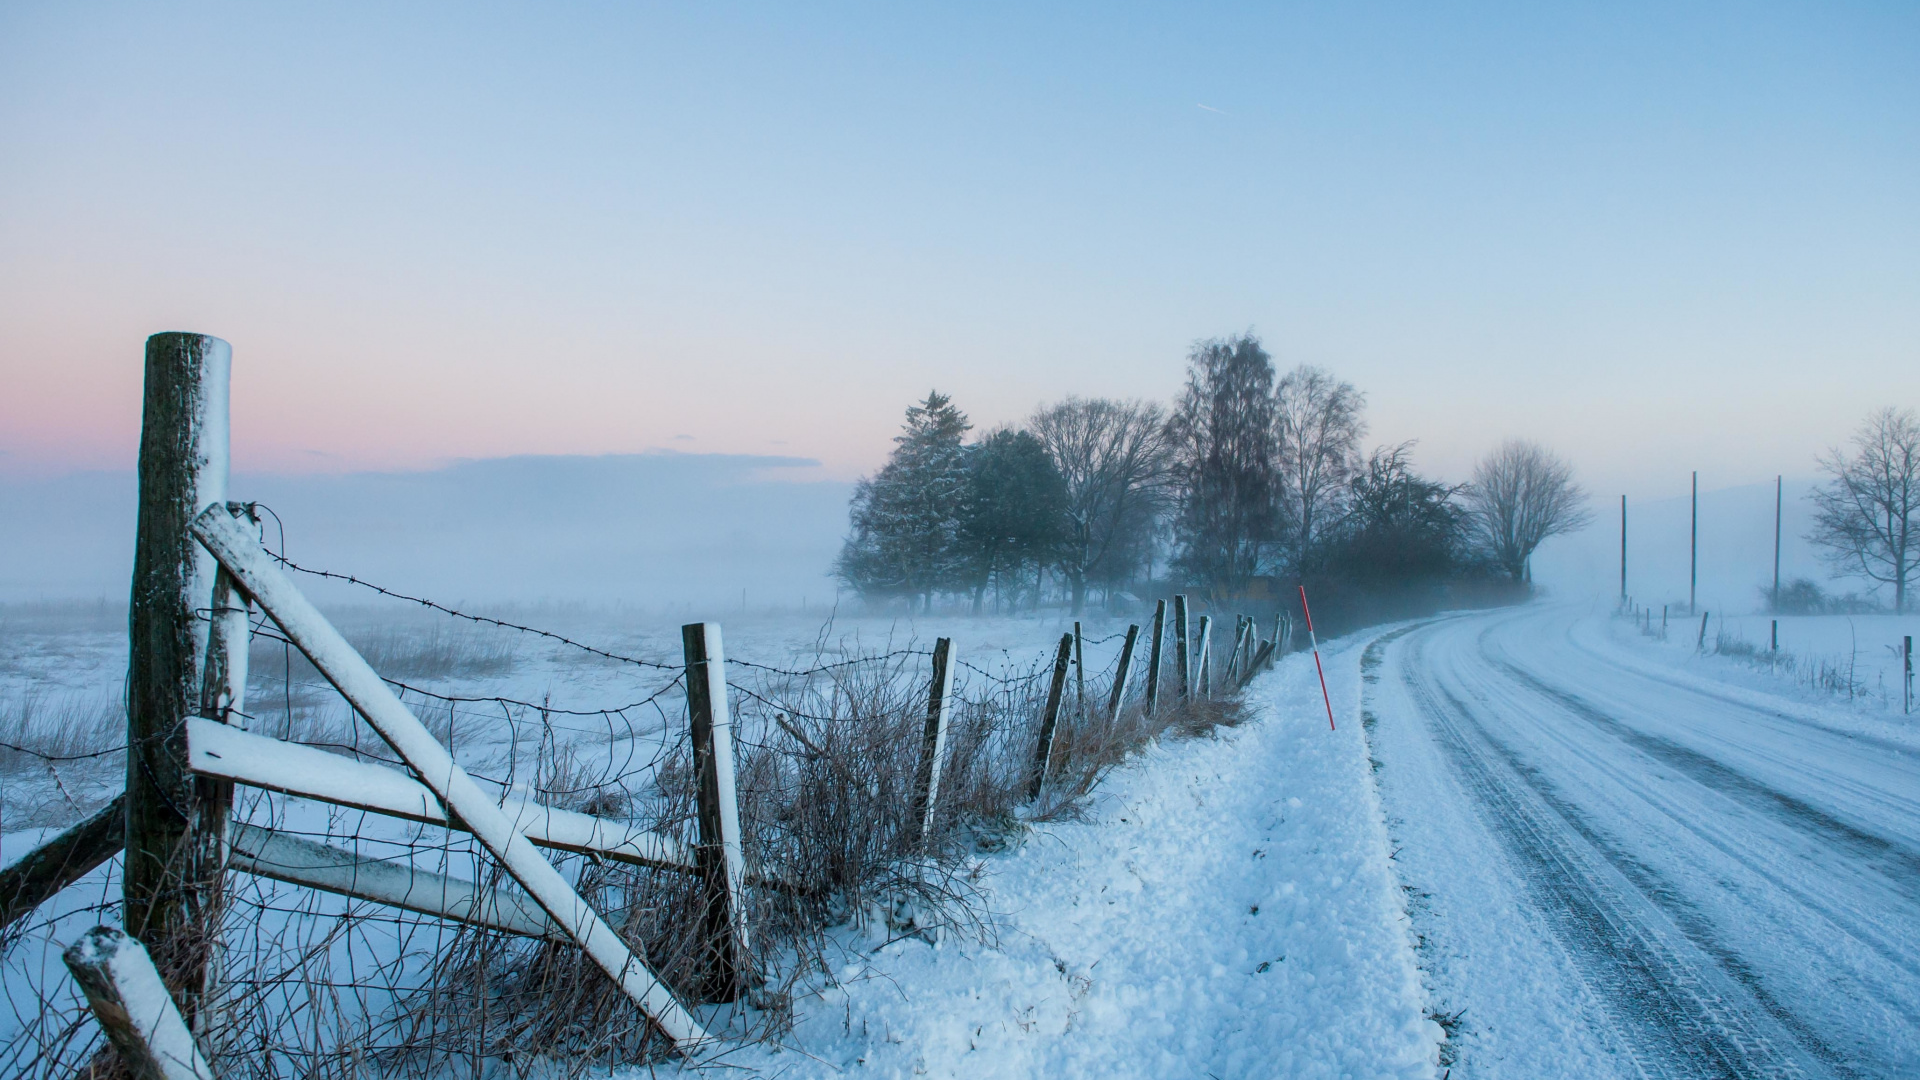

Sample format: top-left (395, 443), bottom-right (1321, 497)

top-left (2, 1), bottom-right (1916, 501)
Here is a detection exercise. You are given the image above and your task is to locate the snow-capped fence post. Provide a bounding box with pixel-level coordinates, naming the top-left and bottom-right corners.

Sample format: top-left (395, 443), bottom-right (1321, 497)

top-left (125, 331), bottom-right (232, 1026)
top-left (1144, 600), bottom-right (1167, 717)
top-left (1026, 634), bottom-right (1075, 800)
top-left (65, 926), bottom-right (216, 1080)
top-left (910, 637), bottom-right (957, 845)
top-left (683, 622), bottom-right (750, 1004)
top-left (1195, 615), bottom-right (1213, 697)
top-left (1107, 624), bottom-right (1140, 719)
top-left (0, 798), bottom-right (126, 934)
top-left (1173, 595), bottom-right (1191, 701)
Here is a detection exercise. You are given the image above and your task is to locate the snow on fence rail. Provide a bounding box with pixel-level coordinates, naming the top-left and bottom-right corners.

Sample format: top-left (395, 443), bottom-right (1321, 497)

top-left (1, 331), bottom-right (1291, 1078)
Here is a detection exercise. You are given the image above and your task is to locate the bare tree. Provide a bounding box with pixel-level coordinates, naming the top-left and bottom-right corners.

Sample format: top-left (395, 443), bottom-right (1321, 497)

top-left (1465, 440), bottom-right (1591, 582)
top-left (1167, 333), bottom-right (1280, 599)
top-left (1808, 407), bottom-right (1919, 613)
top-left (1029, 398), bottom-right (1172, 614)
top-left (1274, 365), bottom-right (1366, 573)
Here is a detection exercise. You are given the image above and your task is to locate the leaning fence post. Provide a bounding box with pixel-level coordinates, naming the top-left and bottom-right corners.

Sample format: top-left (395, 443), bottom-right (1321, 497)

top-left (1027, 634), bottom-right (1075, 800)
top-left (910, 637), bottom-right (957, 845)
top-left (1144, 600), bottom-right (1167, 717)
top-left (1173, 595), bottom-right (1191, 701)
top-left (64, 925), bottom-right (216, 1080)
top-left (683, 622), bottom-right (749, 1003)
top-left (125, 332), bottom-right (231, 1024)
top-left (1107, 624), bottom-right (1139, 719)
top-left (1697, 611), bottom-right (1710, 651)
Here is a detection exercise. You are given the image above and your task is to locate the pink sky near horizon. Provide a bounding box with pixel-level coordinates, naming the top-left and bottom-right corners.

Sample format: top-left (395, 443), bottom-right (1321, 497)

top-left (3, 3), bottom-right (1915, 502)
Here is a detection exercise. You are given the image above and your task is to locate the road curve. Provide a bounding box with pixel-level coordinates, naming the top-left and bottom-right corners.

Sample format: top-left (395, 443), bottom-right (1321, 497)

top-left (1364, 604), bottom-right (1920, 1080)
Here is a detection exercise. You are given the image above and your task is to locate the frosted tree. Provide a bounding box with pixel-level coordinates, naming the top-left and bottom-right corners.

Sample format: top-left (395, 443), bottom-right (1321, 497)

top-left (1166, 333), bottom-right (1280, 598)
top-left (836, 392), bottom-right (973, 609)
top-left (1464, 440), bottom-right (1591, 582)
top-left (1274, 365), bottom-right (1367, 573)
top-left (1808, 407), bottom-right (1919, 613)
top-left (1029, 397), bottom-right (1173, 614)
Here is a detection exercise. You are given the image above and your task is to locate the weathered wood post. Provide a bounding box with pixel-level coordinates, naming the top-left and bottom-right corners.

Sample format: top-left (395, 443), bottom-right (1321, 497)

top-left (1144, 600), bottom-right (1167, 718)
top-left (1697, 611), bottom-right (1710, 651)
top-left (909, 637), bottom-right (957, 846)
top-left (1073, 621), bottom-right (1086, 722)
top-left (1195, 615), bottom-right (1212, 697)
top-left (1904, 636), bottom-right (1913, 715)
top-left (1173, 595), bottom-right (1191, 701)
top-left (1107, 624), bottom-right (1139, 719)
top-left (64, 926), bottom-right (215, 1080)
top-left (682, 622), bottom-right (749, 1002)
top-left (1026, 634), bottom-right (1075, 799)
top-left (125, 332), bottom-right (231, 1023)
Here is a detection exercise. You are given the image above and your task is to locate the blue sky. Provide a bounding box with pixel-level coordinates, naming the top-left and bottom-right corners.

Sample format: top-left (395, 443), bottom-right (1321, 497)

top-left (2, 2), bottom-right (1914, 499)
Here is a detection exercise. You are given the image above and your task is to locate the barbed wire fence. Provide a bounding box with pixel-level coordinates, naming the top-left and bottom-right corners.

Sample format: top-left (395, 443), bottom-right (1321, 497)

top-left (0, 334), bottom-right (1282, 1080)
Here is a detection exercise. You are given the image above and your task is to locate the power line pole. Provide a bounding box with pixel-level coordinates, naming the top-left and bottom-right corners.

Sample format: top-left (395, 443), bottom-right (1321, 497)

top-left (1690, 470), bottom-right (1698, 614)
top-left (1773, 475), bottom-right (1783, 611)
top-left (1620, 495), bottom-right (1628, 607)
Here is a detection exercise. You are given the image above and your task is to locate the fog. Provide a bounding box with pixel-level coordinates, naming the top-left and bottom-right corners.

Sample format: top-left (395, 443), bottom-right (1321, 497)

top-left (0, 453), bottom-right (851, 612)
top-left (4, 450), bottom-right (1867, 621)
top-left (1532, 478), bottom-right (1834, 615)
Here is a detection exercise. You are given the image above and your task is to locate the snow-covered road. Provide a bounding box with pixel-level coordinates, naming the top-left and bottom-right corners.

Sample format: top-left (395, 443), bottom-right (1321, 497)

top-left (1367, 605), bottom-right (1920, 1079)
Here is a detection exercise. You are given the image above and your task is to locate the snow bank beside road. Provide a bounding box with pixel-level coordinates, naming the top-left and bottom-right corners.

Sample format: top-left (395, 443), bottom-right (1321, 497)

top-left (677, 641), bottom-right (1435, 1080)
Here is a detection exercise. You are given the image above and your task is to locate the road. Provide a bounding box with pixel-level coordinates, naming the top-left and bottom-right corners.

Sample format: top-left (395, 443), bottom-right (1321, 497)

top-left (1365, 604), bottom-right (1920, 1079)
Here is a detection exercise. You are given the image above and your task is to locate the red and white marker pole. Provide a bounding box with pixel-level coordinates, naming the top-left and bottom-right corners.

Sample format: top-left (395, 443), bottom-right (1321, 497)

top-left (1300, 585), bottom-right (1335, 731)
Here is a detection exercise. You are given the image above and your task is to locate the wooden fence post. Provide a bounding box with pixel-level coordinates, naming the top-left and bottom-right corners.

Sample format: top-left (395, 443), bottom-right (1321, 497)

top-left (1026, 634), bottom-right (1075, 800)
top-left (909, 638), bottom-right (956, 846)
top-left (683, 622), bottom-right (749, 1003)
top-left (1173, 595), bottom-right (1191, 701)
top-left (1697, 611), bottom-right (1710, 651)
top-left (1, 799), bottom-right (126, 934)
top-left (1074, 621), bottom-right (1086, 722)
top-left (125, 332), bottom-right (231, 1024)
top-left (1107, 624), bottom-right (1139, 719)
top-left (1144, 600), bottom-right (1167, 717)
top-left (64, 926), bottom-right (215, 1080)
top-left (1195, 615), bottom-right (1212, 697)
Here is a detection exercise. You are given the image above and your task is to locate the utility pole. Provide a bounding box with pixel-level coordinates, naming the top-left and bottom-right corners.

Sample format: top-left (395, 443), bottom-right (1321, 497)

top-left (1773, 475), bottom-right (1783, 612)
top-left (1690, 471), bottom-right (1698, 614)
top-left (1619, 495), bottom-right (1628, 607)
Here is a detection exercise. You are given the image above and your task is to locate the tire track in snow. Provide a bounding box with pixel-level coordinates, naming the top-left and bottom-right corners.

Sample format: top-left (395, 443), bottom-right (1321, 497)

top-left (1395, 626), bottom-right (1839, 1080)
top-left (1489, 656), bottom-right (1920, 911)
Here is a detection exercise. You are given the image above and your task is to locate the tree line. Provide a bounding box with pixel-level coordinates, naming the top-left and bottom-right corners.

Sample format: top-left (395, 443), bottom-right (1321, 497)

top-left (836, 332), bottom-right (1588, 616)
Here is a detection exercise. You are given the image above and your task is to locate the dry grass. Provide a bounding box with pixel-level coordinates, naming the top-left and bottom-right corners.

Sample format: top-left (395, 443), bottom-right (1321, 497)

top-left (3, 620), bottom-right (1262, 1080)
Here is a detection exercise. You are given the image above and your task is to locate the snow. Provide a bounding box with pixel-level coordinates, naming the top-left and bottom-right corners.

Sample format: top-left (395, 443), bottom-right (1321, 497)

top-left (7, 597), bottom-right (1441, 1077)
top-left (667, 641), bottom-right (1437, 1080)
top-left (1367, 602), bottom-right (1920, 1079)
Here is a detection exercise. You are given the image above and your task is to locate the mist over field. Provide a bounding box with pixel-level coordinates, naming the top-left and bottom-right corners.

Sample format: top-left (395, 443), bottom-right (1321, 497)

top-left (0, 453), bottom-right (851, 610)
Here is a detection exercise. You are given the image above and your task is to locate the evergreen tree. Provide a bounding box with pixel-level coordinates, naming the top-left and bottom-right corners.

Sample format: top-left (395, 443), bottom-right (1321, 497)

top-left (835, 392), bottom-right (972, 609)
top-left (961, 429), bottom-right (1069, 612)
